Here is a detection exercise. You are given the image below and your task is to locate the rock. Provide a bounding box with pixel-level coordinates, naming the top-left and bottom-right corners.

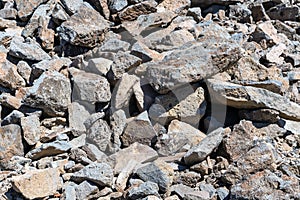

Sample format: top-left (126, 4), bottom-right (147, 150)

top-left (12, 168), bottom-right (62, 199)
top-left (216, 187), bottom-right (229, 200)
top-left (109, 142), bottom-right (158, 174)
top-left (0, 17), bottom-right (16, 29)
top-left (136, 160), bottom-right (174, 192)
top-left (116, 160), bottom-right (137, 192)
top-left (267, 5), bottom-right (300, 21)
top-left (14, 0), bottom-right (48, 21)
top-left (149, 86), bottom-right (206, 126)
top-left (184, 128), bottom-right (225, 166)
top-left (16, 61), bottom-right (31, 84)
top-left (239, 109), bottom-right (280, 123)
top-left (108, 0), bottom-right (128, 13)
top-left (128, 181), bottom-right (160, 199)
top-left (57, 4), bottom-right (110, 48)
top-left (207, 79), bottom-right (300, 121)
top-left (110, 51), bottom-right (142, 80)
top-left (280, 119), bottom-right (300, 135)
top-left (69, 68), bottom-right (111, 103)
top-left (187, 7), bottom-right (202, 22)
top-left (71, 162), bottom-right (114, 187)
top-left (61, 0), bottom-right (84, 15)
top-left (1, 110), bottom-right (24, 126)
top-left (121, 111), bottom-right (157, 147)
top-left (288, 71), bottom-right (300, 82)
top-left (0, 92), bottom-right (22, 109)
top-left (173, 171), bottom-right (202, 188)
top-left (86, 57), bottom-right (113, 76)
top-left (69, 134), bottom-right (86, 149)
top-left (0, 8), bottom-right (17, 19)
top-left (9, 37), bottom-right (51, 61)
top-left (145, 32), bottom-right (241, 93)
top-left (21, 115), bottom-right (41, 145)
top-left (26, 140), bottom-right (72, 160)
top-left (68, 102), bottom-right (90, 136)
top-left (0, 125), bottom-right (24, 169)
top-left (86, 118), bottom-right (111, 152)
top-left (157, 0), bottom-right (190, 14)
top-left (31, 57), bottom-right (72, 79)
top-left (82, 143), bottom-right (108, 162)
top-left (23, 71), bottom-right (71, 117)
top-left (119, 0), bottom-right (157, 21)
top-left (37, 15), bottom-right (55, 50)
top-left (191, 0), bottom-right (243, 7)
top-left (265, 43), bottom-right (286, 65)
top-left (171, 184), bottom-right (210, 200)
top-left (0, 61), bottom-right (25, 90)
top-left (98, 38), bottom-right (130, 53)
top-left (110, 109), bottom-right (127, 148)
top-left (155, 120), bottom-right (206, 156)
top-left (75, 181), bottom-right (99, 200)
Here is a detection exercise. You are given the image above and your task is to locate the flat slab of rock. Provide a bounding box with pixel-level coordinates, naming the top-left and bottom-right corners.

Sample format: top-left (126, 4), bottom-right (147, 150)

top-left (24, 71), bottom-right (71, 117)
top-left (108, 142), bottom-right (158, 174)
top-left (12, 168), bottom-right (62, 199)
top-left (0, 124), bottom-right (24, 169)
top-left (184, 128), bottom-right (225, 166)
top-left (207, 79), bottom-right (300, 121)
top-left (71, 162), bottom-right (113, 187)
top-left (57, 4), bottom-right (110, 47)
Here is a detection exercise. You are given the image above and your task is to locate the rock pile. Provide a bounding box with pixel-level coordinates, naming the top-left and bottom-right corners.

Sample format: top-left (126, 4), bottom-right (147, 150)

top-left (0, 0), bottom-right (300, 199)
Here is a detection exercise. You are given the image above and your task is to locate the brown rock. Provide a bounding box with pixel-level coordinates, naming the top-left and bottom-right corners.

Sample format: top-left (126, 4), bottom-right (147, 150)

top-left (119, 0), bottom-right (157, 21)
top-left (15, 0), bottom-right (48, 21)
top-left (0, 61), bottom-right (25, 90)
top-left (21, 115), bottom-right (41, 145)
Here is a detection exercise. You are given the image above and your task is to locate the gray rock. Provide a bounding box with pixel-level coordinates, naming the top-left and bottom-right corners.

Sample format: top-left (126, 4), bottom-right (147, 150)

top-left (21, 115), bottom-right (41, 145)
top-left (86, 57), bottom-right (113, 76)
top-left (110, 109), bottom-right (127, 149)
top-left (68, 102), bottom-right (90, 136)
top-left (184, 128), bottom-right (225, 166)
top-left (69, 134), bottom-right (86, 149)
top-left (171, 184), bottom-right (210, 200)
top-left (136, 160), bottom-right (174, 192)
top-left (0, 125), bottom-right (24, 169)
top-left (0, 61), bottom-right (26, 90)
top-left (216, 187), bottom-right (229, 200)
top-left (86, 118), bottom-right (111, 152)
top-left (109, 142), bottom-right (158, 174)
top-left (26, 140), bottom-right (72, 160)
top-left (149, 86), bottom-right (206, 126)
top-left (75, 181), bottom-right (99, 200)
top-left (69, 68), bottom-right (111, 103)
top-left (82, 143), bottom-right (108, 162)
top-left (71, 162), bottom-right (114, 187)
top-left (57, 4), bottom-right (110, 48)
top-left (0, 8), bottom-right (17, 19)
top-left (191, 0), bottom-right (243, 7)
top-left (24, 71), bottom-right (71, 117)
top-left (239, 109), bottom-right (280, 123)
top-left (15, 0), bottom-right (48, 21)
top-left (9, 37), bottom-right (51, 61)
top-left (16, 61), bottom-right (31, 84)
top-left (1, 110), bottom-right (24, 126)
top-left (156, 120), bottom-right (206, 156)
top-left (128, 181), bottom-right (159, 199)
top-left (108, 0), bottom-right (128, 13)
top-left (61, 0), bottom-right (84, 14)
top-left (98, 38), bottom-right (130, 53)
top-left (121, 111), bottom-right (157, 147)
top-left (207, 79), bottom-right (300, 121)
top-left (267, 5), bottom-right (300, 21)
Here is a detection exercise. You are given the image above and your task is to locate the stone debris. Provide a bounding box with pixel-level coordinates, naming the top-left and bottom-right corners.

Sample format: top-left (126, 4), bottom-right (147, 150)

top-left (1, 0), bottom-right (300, 199)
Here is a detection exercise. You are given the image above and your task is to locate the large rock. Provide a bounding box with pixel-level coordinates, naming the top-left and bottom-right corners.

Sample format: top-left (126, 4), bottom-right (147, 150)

top-left (136, 160), bottom-right (174, 192)
top-left (15, 0), bottom-right (48, 21)
top-left (108, 142), bottom-right (158, 174)
top-left (0, 61), bottom-right (25, 90)
top-left (118, 0), bottom-right (157, 21)
top-left (184, 128), bottom-right (226, 166)
top-left (69, 68), bottom-right (111, 103)
top-left (9, 37), bottom-right (51, 61)
top-left (23, 71), bottom-right (71, 117)
top-left (57, 4), bottom-right (110, 48)
top-left (71, 163), bottom-right (114, 186)
top-left (149, 86), bottom-right (206, 126)
top-left (207, 79), bottom-right (300, 121)
top-left (121, 111), bottom-right (157, 147)
top-left (12, 168), bottom-right (62, 199)
top-left (0, 125), bottom-right (24, 169)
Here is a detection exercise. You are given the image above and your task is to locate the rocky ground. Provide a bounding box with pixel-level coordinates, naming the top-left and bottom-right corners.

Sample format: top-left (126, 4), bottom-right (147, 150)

top-left (0, 0), bottom-right (300, 199)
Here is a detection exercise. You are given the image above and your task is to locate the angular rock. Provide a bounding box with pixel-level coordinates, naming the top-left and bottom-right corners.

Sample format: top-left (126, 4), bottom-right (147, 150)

top-left (0, 61), bottom-right (25, 90)
top-left (128, 181), bottom-right (159, 199)
top-left (86, 118), bottom-right (111, 152)
top-left (121, 111), bottom-right (157, 147)
top-left (1, 110), bottom-right (24, 126)
top-left (136, 160), bottom-right (174, 192)
top-left (207, 79), bottom-right (300, 121)
top-left (24, 71), bottom-right (71, 117)
top-left (14, 0), bottom-right (48, 21)
top-left (156, 120), bottom-right (206, 156)
top-left (108, 0), bottom-right (128, 13)
top-left (149, 86), bottom-right (206, 126)
top-left (86, 57), bottom-right (113, 76)
top-left (75, 181), bottom-right (99, 200)
top-left (267, 5), bottom-right (300, 21)
top-left (26, 140), bottom-right (72, 160)
top-left (57, 4), bottom-right (110, 48)
top-left (191, 0), bottom-right (243, 7)
top-left (98, 38), bottom-right (130, 53)
top-left (12, 168), bottom-right (62, 199)
top-left (110, 109), bottom-right (127, 148)
top-left (109, 142), bottom-right (158, 174)
top-left (0, 125), bottom-right (24, 169)
top-left (0, 8), bottom-right (17, 19)
top-left (0, 92), bottom-right (22, 109)
top-left (9, 37), bottom-right (51, 61)
top-left (116, 160), bottom-right (138, 192)
top-left (68, 102), bottom-right (90, 135)
top-left (184, 128), bottom-right (225, 166)
top-left (119, 0), bottom-right (157, 21)
top-left (171, 184), bottom-right (210, 200)
top-left (21, 115), bottom-right (41, 145)
top-left (69, 68), bottom-right (111, 103)
top-left (61, 0), bottom-right (84, 14)
top-left (82, 143), bottom-right (108, 162)
top-left (16, 61), bottom-right (31, 84)
top-left (265, 43), bottom-right (286, 65)
top-left (239, 109), bottom-right (279, 123)
top-left (71, 162), bottom-right (114, 186)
